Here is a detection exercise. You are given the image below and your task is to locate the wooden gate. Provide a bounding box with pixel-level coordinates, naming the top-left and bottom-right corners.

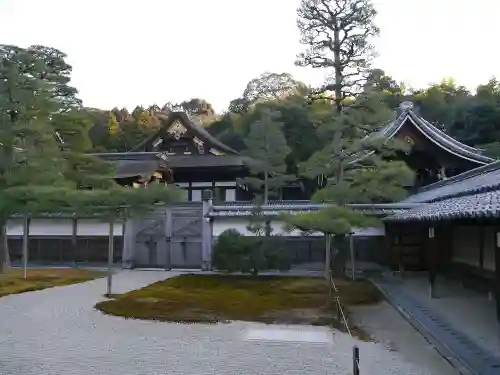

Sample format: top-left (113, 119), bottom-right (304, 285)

top-left (167, 202), bottom-right (203, 269)
top-left (133, 202), bottom-right (203, 269)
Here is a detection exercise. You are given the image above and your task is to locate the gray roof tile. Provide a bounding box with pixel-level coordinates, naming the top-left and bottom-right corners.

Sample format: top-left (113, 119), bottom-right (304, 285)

top-left (207, 201), bottom-right (413, 218)
top-left (385, 190), bottom-right (500, 222)
top-left (403, 161), bottom-right (500, 203)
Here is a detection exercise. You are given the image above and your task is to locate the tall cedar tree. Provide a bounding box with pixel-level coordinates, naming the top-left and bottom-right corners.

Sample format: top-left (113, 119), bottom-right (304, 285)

top-left (0, 45), bottom-right (178, 272)
top-left (239, 109), bottom-right (294, 204)
top-left (283, 1), bottom-right (414, 249)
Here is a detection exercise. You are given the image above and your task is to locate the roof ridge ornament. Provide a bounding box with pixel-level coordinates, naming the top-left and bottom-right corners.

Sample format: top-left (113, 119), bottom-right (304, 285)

top-left (399, 101), bottom-right (414, 111)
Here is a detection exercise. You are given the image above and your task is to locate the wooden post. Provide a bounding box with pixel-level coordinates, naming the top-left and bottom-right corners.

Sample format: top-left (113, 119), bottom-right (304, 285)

top-left (22, 215), bottom-right (30, 279)
top-left (107, 220), bottom-right (114, 296)
top-left (325, 233), bottom-right (331, 281)
top-left (479, 224), bottom-right (485, 270)
top-left (72, 217), bottom-right (78, 267)
top-left (165, 207), bottom-right (172, 271)
top-left (495, 231), bottom-right (500, 325)
top-left (427, 226), bottom-right (437, 299)
top-left (349, 233), bottom-right (356, 281)
top-left (201, 190), bottom-right (213, 271)
top-left (353, 345), bottom-right (360, 375)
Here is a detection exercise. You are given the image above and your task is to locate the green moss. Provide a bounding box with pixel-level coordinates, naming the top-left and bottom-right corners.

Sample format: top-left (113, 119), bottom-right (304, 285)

top-left (0, 268), bottom-right (104, 298)
top-left (96, 274), bottom-right (381, 336)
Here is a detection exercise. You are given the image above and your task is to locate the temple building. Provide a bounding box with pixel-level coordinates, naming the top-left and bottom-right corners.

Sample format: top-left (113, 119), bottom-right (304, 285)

top-left (92, 112), bottom-right (250, 202)
top-left (92, 103), bottom-right (495, 202)
top-left (382, 161), bottom-right (500, 324)
top-left (373, 101), bottom-right (494, 189)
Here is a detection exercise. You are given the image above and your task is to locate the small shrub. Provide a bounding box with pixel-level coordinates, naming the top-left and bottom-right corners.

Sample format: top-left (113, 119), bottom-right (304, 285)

top-left (212, 229), bottom-right (291, 275)
top-left (212, 229), bottom-right (248, 273)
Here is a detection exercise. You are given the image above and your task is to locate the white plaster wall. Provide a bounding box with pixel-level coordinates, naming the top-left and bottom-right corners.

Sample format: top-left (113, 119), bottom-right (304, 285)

top-left (212, 218), bottom-right (384, 237)
top-left (7, 219), bottom-right (123, 237)
top-left (8, 217), bottom-right (385, 239)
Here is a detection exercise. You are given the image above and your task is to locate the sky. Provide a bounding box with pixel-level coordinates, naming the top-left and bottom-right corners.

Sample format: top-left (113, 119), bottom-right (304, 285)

top-left (0, 0), bottom-right (498, 113)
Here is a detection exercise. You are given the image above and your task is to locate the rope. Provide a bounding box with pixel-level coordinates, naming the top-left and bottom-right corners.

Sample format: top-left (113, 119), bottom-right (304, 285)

top-left (330, 275), bottom-right (363, 375)
top-left (330, 275), bottom-right (352, 337)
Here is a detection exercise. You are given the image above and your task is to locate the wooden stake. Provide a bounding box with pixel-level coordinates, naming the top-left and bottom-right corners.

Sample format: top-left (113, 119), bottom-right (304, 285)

top-left (349, 233), bottom-right (356, 281)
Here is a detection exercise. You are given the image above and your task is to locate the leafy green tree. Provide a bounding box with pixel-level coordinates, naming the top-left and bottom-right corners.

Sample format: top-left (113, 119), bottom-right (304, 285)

top-left (26, 45), bottom-right (82, 111)
top-left (243, 72), bottom-right (306, 105)
top-left (295, 0), bottom-right (413, 198)
top-left (296, 0), bottom-right (396, 185)
top-left (179, 98), bottom-right (217, 125)
top-left (287, 1), bottom-right (415, 277)
top-left (281, 206), bottom-right (379, 278)
top-left (365, 69), bottom-right (406, 109)
top-left (239, 109), bottom-right (294, 203)
top-left (0, 44), bottom-right (178, 272)
top-left (412, 78), bottom-right (471, 132)
top-left (107, 111), bottom-right (120, 136)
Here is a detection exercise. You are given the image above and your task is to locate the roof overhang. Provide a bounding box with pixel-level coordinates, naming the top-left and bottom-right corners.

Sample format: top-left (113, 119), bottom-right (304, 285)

top-left (385, 190), bottom-right (500, 222)
top-left (206, 201), bottom-right (420, 218)
top-left (90, 152), bottom-right (245, 179)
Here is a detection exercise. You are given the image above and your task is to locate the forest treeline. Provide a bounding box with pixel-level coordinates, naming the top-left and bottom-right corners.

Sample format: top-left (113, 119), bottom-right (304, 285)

top-left (87, 69), bottom-right (500, 165)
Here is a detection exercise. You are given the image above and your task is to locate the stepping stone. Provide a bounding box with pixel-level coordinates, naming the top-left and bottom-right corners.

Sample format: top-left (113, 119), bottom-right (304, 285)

top-left (243, 328), bottom-right (332, 344)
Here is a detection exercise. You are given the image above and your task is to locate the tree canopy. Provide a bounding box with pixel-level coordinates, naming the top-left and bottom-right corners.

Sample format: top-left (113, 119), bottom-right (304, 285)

top-left (0, 44), bottom-right (179, 272)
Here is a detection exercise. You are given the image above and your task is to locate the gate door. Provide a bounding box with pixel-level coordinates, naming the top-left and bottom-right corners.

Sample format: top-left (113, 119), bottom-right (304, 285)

top-left (168, 203), bottom-right (203, 269)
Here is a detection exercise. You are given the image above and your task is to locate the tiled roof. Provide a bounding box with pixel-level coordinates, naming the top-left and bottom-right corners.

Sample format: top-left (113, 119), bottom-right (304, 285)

top-left (90, 153), bottom-right (245, 179)
top-left (115, 160), bottom-right (160, 179)
top-left (402, 161), bottom-right (500, 203)
top-left (376, 107), bottom-right (494, 165)
top-left (385, 158), bottom-right (500, 221)
top-left (207, 201), bottom-right (416, 218)
top-left (385, 190), bottom-right (500, 222)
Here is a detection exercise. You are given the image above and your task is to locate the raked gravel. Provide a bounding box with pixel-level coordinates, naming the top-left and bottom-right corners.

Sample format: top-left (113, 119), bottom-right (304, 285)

top-left (0, 270), bottom-right (445, 375)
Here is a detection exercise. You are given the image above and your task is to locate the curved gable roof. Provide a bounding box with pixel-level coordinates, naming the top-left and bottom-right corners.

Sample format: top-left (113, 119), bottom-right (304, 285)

top-left (130, 111), bottom-right (238, 155)
top-left (377, 107), bottom-right (494, 165)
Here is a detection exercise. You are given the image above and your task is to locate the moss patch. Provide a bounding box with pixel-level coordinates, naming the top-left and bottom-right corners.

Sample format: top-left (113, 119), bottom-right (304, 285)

top-left (0, 268), bottom-right (104, 298)
top-left (96, 274), bottom-right (381, 331)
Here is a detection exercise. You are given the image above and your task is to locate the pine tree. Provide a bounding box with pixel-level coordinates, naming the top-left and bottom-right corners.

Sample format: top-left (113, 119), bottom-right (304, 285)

top-left (295, 0), bottom-right (414, 206)
top-left (0, 45), bottom-right (178, 272)
top-left (239, 109), bottom-right (294, 203)
top-left (282, 1), bottom-right (415, 277)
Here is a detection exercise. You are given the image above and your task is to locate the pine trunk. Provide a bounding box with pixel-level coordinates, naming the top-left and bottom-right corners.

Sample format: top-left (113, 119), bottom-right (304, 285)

top-left (333, 22), bottom-right (345, 185)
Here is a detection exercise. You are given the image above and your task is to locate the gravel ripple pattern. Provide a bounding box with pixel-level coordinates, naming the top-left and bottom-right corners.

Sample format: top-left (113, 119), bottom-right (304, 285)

top-left (0, 270), bottom-right (446, 375)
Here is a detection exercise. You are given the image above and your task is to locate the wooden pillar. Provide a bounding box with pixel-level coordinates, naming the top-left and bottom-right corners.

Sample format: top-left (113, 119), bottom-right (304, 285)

top-left (495, 230), bottom-right (500, 324)
top-left (427, 226), bottom-right (438, 298)
top-left (164, 207), bottom-right (172, 271)
top-left (122, 219), bottom-right (135, 269)
top-left (22, 216), bottom-right (30, 279)
top-left (384, 224), bottom-right (392, 268)
top-left (201, 190), bottom-right (213, 271)
top-left (71, 217), bottom-right (78, 267)
top-left (479, 224), bottom-right (485, 270)
top-left (441, 223), bottom-right (453, 272)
